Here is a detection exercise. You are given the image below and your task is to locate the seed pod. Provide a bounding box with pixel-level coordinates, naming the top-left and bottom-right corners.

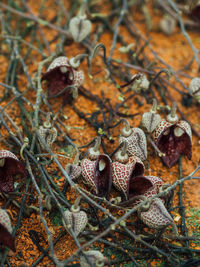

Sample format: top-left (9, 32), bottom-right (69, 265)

top-left (80, 250), bottom-right (106, 267)
top-left (41, 56), bottom-right (84, 104)
top-left (152, 102), bottom-right (192, 167)
top-left (63, 204), bottom-right (88, 237)
top-left (141, 99), bottom-right (161, 133)
top-left (69, 16), bottom-right (92, 43)
top-left (119, 120), bottom-right (147, 162)
top-left (112, 156), bottom-right (149, 200)
top-left (0, 208), bottom-right (15, 251)
top-left (0, 150), bottom-right (26, 193)
top-left (81, 154), bottom-right (112, 198)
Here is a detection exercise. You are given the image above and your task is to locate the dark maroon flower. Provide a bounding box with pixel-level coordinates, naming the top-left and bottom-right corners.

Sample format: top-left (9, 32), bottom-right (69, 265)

top-left (0, 208), bottom-right (15, 252)
top-left (153, 119), bottom-right (192, 168)
top-left (119, 176), bottom-right (176, 230)
top-left (41, 56), bottom-right (84, 103)
top-left (81, 154), bottom-right (112, 198)
top-left (0, 150), bottom-right (27, 193)
top-left (152, 102), bottom-right (192, 168)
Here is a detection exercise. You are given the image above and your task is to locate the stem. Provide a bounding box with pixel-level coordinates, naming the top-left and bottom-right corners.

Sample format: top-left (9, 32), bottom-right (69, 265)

top-left (170, 101), bottom-right (177, 118)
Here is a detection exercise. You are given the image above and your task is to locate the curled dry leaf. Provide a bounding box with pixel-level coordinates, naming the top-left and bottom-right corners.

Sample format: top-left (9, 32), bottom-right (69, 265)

top-left (0, 150), bottom-right (26, 193)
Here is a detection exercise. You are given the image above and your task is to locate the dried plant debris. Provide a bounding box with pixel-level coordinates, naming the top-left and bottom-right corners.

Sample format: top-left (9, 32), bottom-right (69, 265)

top-left (0, 0), bottom-right (199, 266)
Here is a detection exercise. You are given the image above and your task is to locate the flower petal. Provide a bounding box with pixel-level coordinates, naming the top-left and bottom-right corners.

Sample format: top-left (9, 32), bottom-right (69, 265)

top-left (0, 223), bottom-right (15, 251)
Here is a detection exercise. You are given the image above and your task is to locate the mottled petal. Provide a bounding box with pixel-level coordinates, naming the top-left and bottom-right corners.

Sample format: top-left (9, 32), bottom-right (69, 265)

top-left (81, 155), bottom-right (112, 198)
top-left (139, 198), bottom-right (173, 229)
top-left (81, 159), bottom-right (96, 192)
top-left (94, 154), bottom-right (112, 198)
top-left (0, 208), bottom-right (15, 251)
top-left (80, 250), bottom-right (106, 267)
top-left (42, 66), bottom-right (74, 97)
top-left (66, 164), bottom-right (82, 180)
top-left (73, 70), bottom-right (84, 88)
top-left (0, 224), bottom-right (15, 252)
top-left (63, 209), bottom-right (88, 237)
top-left (112, 156), bottom-right (145, 200)
top-left (142, 112), bottom-right (161, 133)
top-left (119, 128), bottom-right (147, 161)
top-left (128, 176), bottom-right (153, 199)
top-left (0, 151), bottom-right (27, 193)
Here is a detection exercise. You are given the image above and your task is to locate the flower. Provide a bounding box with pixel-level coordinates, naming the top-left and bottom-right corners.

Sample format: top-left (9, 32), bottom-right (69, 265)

top-left (120, 175), bottom-right (176, 230)
top-left (112, 156), bottom-right (150, 200)
top-left (189, 77), bottom-right (200, 103)
top-left (0, 150), bottom-right (26, 193)
top-left (138, 197), bottom-right (174, 230)
top-left (119, 120), bottom-right (147, 162)
top-left (141, 99), bottom-right (161, 133)
top-left (152, 102), bottom-right (192, 167)
top-left (69, 16), bottom-right (92, 43)
top-left (63, 202), bottom-right (88, 237)
top-left (41, 56), bottom-right (84, 105)
top-left (0, 208), bottom-right (15, 251)
top-left (81, 154), bottom-right (112, 198)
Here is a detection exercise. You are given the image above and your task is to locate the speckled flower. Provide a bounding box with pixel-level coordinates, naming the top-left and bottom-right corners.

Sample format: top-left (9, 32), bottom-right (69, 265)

top-left (119, 175), bottom-right (175, 230)
top-left (41, 56), bottom-right (84, 104)
top-left (112, 156), bottom-right (151, 200)
top-left (81, 154), bottom-right (112, 198)
top-left (63, 204), bottom-right (88, 237)
top-left (0, 208), bottom-right (15, 251)
top-left (119, 120), bottom-right (147, 162)
top-left (0, 150), bottom-right (26, 193)
top-left (138, 197), bottom-right (174, 230)
top-left (152, 102), bottom-right (192, 167)
top-left (141, 99), bottom-right (161, 133)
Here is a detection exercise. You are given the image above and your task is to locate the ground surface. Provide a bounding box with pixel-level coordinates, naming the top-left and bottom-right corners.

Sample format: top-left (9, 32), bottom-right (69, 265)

top-left (0, 0), bottom-right (200, 266)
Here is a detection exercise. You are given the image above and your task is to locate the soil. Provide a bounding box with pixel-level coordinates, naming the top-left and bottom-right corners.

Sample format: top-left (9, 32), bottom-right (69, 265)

top-left (0, 0), bottom-right (200, 266)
